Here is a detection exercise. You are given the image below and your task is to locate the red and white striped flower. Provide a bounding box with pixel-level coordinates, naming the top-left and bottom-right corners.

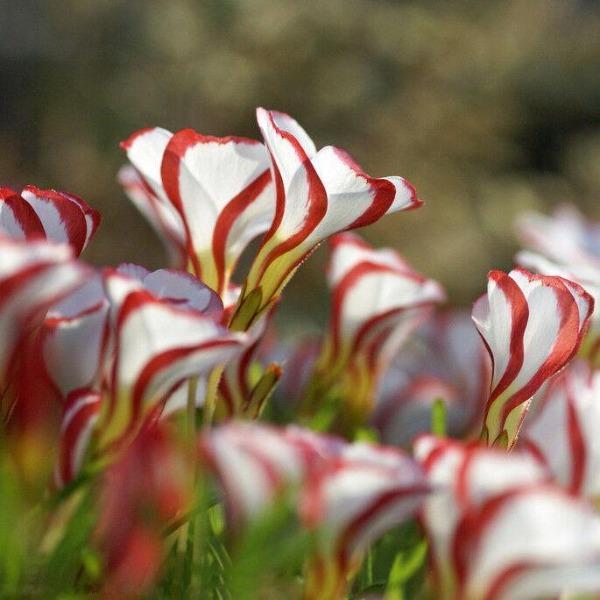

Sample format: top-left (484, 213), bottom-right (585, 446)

top-left (372, 312), bottom-right (490, 446)
top-left (306, 233), bottom-right (445, 419)
top-left (237, 109), bottom-right (423, 325)
top-left (55, 388), bottom-right (102, 487)
top-left (97, 281), bottom-right (244, 451)
top-left (198, 422), bottom-right (340, 527)
top-left (516, 205), bottom-right (600, 365)
top-left (523, 360), bottom-right (600, 498)
top-left (0, 236), bottom-right (91, 392)
top-left (121, 126), bottom-right (275, 296)
top-left (472, 268), bottom-right (593, 448)
top-left (0, 185), bottom-right (99, 255)
top-left (454, 486), bottom-right (600, 600)
top-left (414, 435), bottom-right (549, 597)
top-left (301, 442), bottom-right (429, 600)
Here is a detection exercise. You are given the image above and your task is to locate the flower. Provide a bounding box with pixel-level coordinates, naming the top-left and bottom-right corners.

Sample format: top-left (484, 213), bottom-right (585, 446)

top-left (472, 268), bottom-right (593, 448)
top-left (236, 109), bottom-right (423, 327)
top-left (516, 205), bottom-right (600, 365)
top-left (305, 232), bottom-right (445, 423)
top-left (455, 487), bottom-right (600, 600)
top-left (198, 422), bottom-right (428, 600)
top-left (121, 127), bottom-right (275, 296)
top-left (0, 185), bottom-right (99, 255)
top-left (516, 204), bottom-right (600, 270)
top-left (300, 442), bottom-right (429, 600)
top-left (523, 360), bottom-right (600, 498)
top-left (97, 279), bottom-right (245, 452)
top-left (414, 435), bottom-right (549, 597)
top-left (197, 422), bottom-right (337, 527)
top-left (0, 236), bottom-right (91, 394)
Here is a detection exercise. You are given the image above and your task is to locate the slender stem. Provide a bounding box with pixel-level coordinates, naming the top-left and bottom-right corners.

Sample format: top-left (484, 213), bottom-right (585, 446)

top-left (186, 377), bottom-right (198, 443)
top-left (203, 366), bottom-right (224, 427)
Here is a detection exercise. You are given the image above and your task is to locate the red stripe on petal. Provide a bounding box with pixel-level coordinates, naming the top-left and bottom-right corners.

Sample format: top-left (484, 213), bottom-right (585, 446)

top-left (212, 169), bottom-right (271, 294)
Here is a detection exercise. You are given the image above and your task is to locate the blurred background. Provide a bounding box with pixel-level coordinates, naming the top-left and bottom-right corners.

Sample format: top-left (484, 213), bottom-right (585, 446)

top-left (1, 0), bottom-right (599, 327)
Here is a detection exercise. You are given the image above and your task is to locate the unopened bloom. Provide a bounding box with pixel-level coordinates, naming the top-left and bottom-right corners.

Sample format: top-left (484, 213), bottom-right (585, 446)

top-left (472, 268), bottom-right (593, 448)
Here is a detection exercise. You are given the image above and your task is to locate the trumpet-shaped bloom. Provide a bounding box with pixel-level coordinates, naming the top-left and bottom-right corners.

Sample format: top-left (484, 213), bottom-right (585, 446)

top-left (0, 236), bottom-right (91, 389)
top-left (372, 312), bottom-right (490, 446)
top-left (0, 185), bottom-right (99, 255)
top-left (307, 233), bottom-right (445, 419)
top-left (472, 268), bottom-right (593, 448)
top-left (523, 360), bottom-right (600, 498)
top-left (414, 435), bottom-right (549, 596)
top-left (238, 109), bottom-right (422, 323)
top-left (198, 422), bottom-right (427, 599)
top-left (121, 127), bottom-right (275, 295)
top-left (98, 283), bottom-right (244, 451)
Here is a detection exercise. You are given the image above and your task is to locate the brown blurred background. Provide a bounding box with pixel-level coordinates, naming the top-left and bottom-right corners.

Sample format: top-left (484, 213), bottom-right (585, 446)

top-left (1, 0), bottom-right (599, 327)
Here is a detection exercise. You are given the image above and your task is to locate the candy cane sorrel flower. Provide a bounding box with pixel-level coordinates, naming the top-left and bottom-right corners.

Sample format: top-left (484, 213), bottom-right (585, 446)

top-left (414, 435), bottom-right (549, 597)
top-left (300, 443), bottom-right (429, 600)
top-left (472, 268), bottom-right (593, 448)
top-left (96, 282), bottom-right (246, 452)
top-left (523, 360), bottom-right (600, 499)
top-left (236, 109), bottom-right (423, 328)
top-left (304, 233), bottom-right (445, 424)
top-left (0, 185), bottom-right (99, 255)
top-left (0, 236), bottom-right (91, 402)
top-left (121, 126), bottom-right (275, 296)
top-left (516, 205), bottom-right (600, 365)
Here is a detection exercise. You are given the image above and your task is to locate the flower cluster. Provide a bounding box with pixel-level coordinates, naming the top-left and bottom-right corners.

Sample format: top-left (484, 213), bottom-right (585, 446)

top-left (3, 109), bottom-right (600, 599)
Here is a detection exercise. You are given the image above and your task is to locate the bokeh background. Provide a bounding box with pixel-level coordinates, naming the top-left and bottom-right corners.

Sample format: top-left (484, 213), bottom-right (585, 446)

top-left (1, 0), bottom-right (599, 327)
